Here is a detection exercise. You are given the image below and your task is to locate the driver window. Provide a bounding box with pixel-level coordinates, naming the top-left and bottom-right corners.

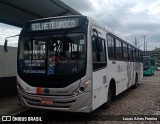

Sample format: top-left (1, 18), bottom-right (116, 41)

top-left (92, 35), bottom-right (107, 71)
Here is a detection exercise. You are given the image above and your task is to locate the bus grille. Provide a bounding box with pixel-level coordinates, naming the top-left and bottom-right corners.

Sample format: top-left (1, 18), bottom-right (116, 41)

top-left (20, 92), bottom-right (76, 109)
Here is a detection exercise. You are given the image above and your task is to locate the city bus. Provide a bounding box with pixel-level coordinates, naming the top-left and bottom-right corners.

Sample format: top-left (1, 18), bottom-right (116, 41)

top-left (143, 56), bottom-right (155, 76)
top-left (14, 15), bottom-right (143, 113)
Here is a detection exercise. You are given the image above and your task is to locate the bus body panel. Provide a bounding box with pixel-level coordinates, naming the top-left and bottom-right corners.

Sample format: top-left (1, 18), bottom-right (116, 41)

top-left (140, 63), bottom-right (143, 79)
top-left (91, 26), bottom-right (108, 110)
top-left (17, 75), bottom-right (92, 112)
top-left (107, 60), bottom-right (134, 96)
top-left (17, 75), bottom-right (80, 95)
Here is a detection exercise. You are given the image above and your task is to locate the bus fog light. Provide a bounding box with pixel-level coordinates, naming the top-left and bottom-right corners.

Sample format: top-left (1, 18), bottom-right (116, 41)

top-left (80, 87), bottom-right (85, 92)
top-left (72, 80), bottom-right (91, 95)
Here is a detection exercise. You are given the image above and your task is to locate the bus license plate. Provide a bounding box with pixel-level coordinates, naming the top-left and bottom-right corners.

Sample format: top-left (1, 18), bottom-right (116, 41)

top-left (41, 98), bottom-right (53, 105)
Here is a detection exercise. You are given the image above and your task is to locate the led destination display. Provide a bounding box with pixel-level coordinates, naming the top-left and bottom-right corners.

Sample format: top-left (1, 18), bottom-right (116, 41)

top-left (31, 18), bottom-right (79, 31)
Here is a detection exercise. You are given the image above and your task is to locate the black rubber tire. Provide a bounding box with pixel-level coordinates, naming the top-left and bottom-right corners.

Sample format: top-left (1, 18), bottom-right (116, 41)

top-left (132, 75), bottom-right (138, 89)
top-left (152, 70), bottom-right (154, 75)
top-left (102, 86), bottom-right (112, 109)
top-left (151, 70), bottom-right (153, 75)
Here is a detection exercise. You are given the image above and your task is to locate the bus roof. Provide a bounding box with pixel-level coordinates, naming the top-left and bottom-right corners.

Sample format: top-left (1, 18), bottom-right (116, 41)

top-left (25, 15), bottom-right (142, 52)
top-left (28, 15), bottom-right (87, 23)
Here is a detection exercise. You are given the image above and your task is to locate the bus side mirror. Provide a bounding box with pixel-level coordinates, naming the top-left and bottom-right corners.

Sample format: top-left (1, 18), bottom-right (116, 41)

top-left (4, 39), bottom-right (8, 52)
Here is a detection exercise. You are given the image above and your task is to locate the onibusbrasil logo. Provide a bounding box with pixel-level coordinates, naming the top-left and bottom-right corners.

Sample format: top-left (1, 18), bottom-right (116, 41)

top-left (2, 116), bottom-right (42, 122)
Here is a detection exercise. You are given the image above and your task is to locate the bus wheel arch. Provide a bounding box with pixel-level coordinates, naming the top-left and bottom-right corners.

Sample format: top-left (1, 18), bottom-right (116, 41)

top-left (133, 72), bottom-right (138, 89)
top-left (102, 78), bottom-right (116, 109)
top-left (110, 79), bottom-right (116, 99)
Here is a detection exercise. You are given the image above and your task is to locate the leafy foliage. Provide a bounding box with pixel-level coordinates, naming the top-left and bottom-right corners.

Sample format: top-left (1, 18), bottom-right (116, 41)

top-left (152, 48), bottom-right (160, 61)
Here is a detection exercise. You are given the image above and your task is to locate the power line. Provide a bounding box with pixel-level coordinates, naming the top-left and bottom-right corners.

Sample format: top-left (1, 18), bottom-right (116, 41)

top-left (63, 1), bottom-right (141, 48)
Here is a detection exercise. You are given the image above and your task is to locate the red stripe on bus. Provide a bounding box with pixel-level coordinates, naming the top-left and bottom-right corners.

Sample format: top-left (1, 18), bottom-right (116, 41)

top-left (36, 87), bottom-right (41, 94)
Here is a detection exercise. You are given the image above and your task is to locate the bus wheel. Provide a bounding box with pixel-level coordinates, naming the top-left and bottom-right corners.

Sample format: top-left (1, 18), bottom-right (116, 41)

top-left (102, 86), bottom-right (112, 109)
top-left (153, 70), bottom-right (154, 75)
top-left (132, 74), bottom-right (138, 89)
top-left (151, 70), bottom-right (153, 75)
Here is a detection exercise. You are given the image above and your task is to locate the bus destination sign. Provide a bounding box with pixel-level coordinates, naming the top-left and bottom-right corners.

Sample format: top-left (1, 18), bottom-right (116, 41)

top-left (31, 18), bottom-right (79, 31)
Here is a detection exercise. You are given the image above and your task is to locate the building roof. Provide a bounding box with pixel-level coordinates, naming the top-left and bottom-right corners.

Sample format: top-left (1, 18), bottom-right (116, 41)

top-left (0, 0), bottom-right (80, 27)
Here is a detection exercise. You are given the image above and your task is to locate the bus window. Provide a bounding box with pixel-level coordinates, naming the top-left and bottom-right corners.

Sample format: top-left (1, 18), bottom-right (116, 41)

top-left (123, 43), bottom-right (128, 61)
top-left (132, 48), bottom-right (136, 61)
top-left (151, 59), bottom-right (155, 66)
top-left (137, 51), bottom-right (139, 62)
top-left (128, 45), bottom-right (132, 61)
top-left (143, 57), bottom-right (149, 66)
top-left (107, 35), bottom-right (115, 59)
top-left (33, 39), bottom-right (46, 59)
top-left (19, 37), bottom-right (32, 59)
top-left (92, 36), bottom-right (106, 71)
top-left (140, 52), bottom-right (143, 62)
top-left (136, 49), bottom-right (139, 62)
top-left (19, 37), bottom-right (46, 60)
top-left (138, 51), bottom-right (141, 62)
top-left (115, 39), bottom-right (122, 60)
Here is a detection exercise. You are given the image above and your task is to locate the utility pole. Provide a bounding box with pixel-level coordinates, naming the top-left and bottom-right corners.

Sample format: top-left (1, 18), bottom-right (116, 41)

top-left (134, 37), bottom-right (139, 47)
top-left (135, 37), bottom-right (137, 46)
top-left (142, 35), bottom-right (147, 51)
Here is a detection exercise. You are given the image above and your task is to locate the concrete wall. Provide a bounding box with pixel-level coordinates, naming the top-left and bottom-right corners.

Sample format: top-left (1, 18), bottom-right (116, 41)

top-left (0, 46), bottom-right (17, 77)
top-left (0, 46), bottom-right (17, 97)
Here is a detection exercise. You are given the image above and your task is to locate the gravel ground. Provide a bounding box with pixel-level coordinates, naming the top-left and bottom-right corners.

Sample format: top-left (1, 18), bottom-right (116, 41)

top-left (2, 71), bottom-right (160, 124)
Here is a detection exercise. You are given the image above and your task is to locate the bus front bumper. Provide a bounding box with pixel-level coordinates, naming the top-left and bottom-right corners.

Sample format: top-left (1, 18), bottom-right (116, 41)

top-left (143, 69), bottom-right (152, 75)
top-left (18, 90), bottom-right (92, 113)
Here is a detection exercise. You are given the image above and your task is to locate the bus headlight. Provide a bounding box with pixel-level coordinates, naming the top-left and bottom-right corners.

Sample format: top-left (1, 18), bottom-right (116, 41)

top-left (72, 80), bottom-right (91, 96)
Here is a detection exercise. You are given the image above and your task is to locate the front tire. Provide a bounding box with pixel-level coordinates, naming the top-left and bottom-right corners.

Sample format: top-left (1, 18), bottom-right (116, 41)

top-left (151, 70), bottom-right (153, 75)
top-left (132, 74), bottom-right (138, 89)
top-left (102, 86), bottom-right (112, 109)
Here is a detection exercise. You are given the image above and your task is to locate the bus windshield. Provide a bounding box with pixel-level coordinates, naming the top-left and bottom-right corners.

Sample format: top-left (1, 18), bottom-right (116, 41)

top-left (18, 33), bottom-right (86, 76)
top-left (143, 57), bottom-right (149, 66)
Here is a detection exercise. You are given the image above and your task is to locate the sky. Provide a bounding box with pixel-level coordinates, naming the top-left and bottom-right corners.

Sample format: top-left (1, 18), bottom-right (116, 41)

top-left (0, 23), bottom-right (21, 47)
top-left (0, 0), bottom-right (160, 50)
top-left (61, 0), bottom-right (160, 51)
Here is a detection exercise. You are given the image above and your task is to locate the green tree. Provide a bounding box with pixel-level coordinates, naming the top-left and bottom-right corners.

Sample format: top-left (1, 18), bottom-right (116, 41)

top-left (152, 48), bottom-right (160, 60)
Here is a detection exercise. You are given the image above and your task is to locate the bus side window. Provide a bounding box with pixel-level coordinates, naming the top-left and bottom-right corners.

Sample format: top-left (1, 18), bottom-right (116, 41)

top-left (135, 49), bottom-right (138, 62)
top-left (128, 45), bottom-right (132, 61)
top-left (92, 36), bottom-right (106, 71)
top-left (107, 35), bottom-right (115, 59)
top-left (115, 39), bottom-right (123, 60)
top-left (132, 48), bottom-right (136, 62)
top-left (138, 51), bottom-right (141, 62)
top-left (140, 52), bottom-right (143, 62)
top-left (123, 43), bottom-right (128, 61)
top-left (151, 59), bottom-right (155, 66)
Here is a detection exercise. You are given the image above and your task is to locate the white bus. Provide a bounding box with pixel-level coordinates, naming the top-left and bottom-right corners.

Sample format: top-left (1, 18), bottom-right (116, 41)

top-left (15, 15), bottom-right (143, 113)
